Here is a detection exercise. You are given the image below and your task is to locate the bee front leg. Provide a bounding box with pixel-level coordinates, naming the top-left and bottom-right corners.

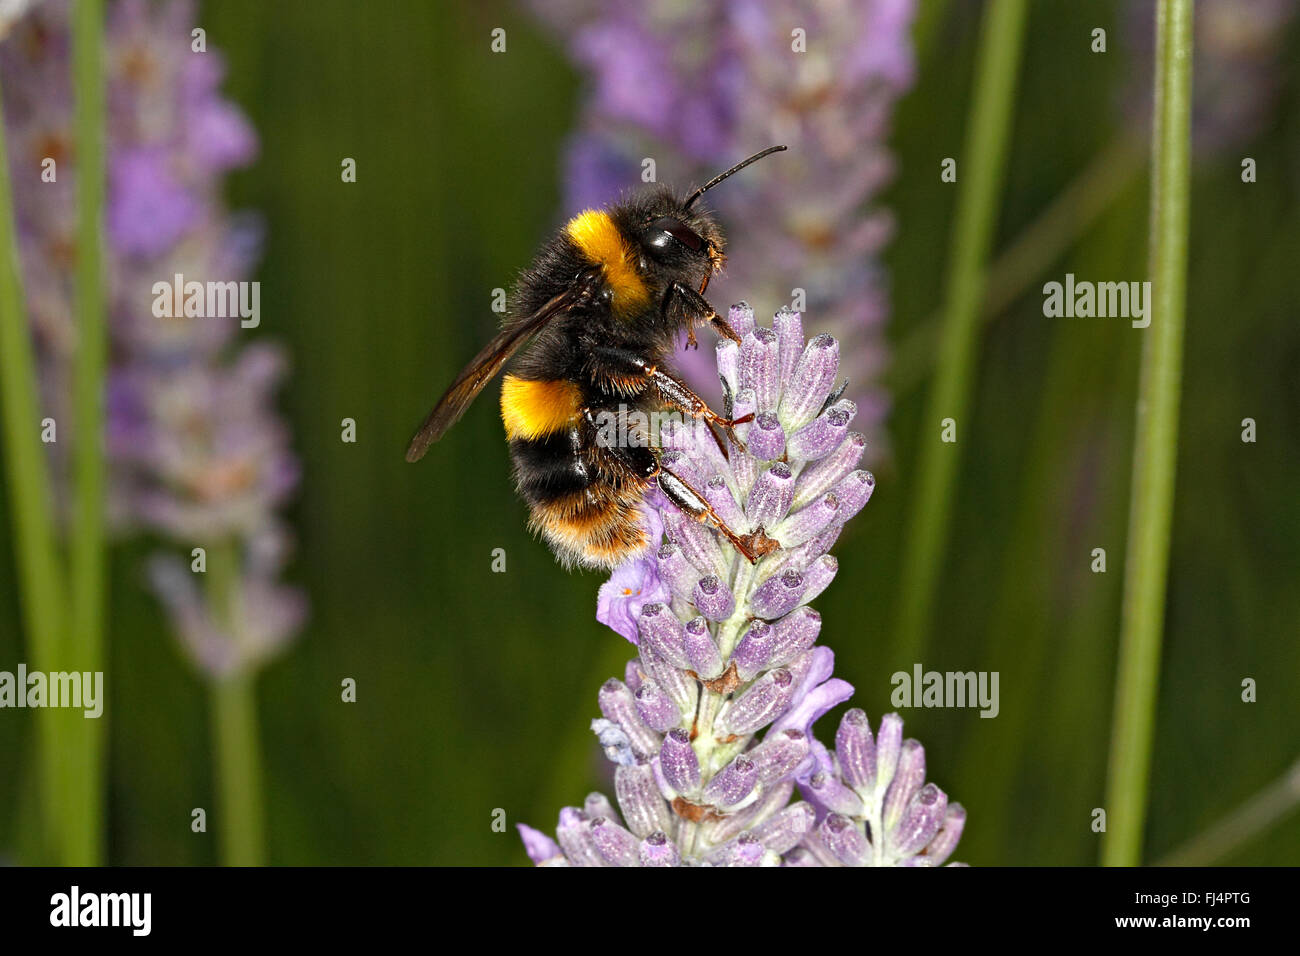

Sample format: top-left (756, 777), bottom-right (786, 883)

top-left (664, 281), bottom-right (743, 345)
top-left (662, 282), bottom-right (700, 349)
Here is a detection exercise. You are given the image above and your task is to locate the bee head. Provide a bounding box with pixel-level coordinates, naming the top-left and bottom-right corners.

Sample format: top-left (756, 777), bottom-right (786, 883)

top-left (631, 146), bottom-right (787, 282)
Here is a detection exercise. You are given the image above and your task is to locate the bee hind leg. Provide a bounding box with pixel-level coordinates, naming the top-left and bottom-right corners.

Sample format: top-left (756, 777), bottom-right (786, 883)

top-left (655, 465), bottom-right (780, 565)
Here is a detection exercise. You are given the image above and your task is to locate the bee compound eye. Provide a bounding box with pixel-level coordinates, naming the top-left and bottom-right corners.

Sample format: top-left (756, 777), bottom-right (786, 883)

top-left (649, 217), bottom-right (703, 253)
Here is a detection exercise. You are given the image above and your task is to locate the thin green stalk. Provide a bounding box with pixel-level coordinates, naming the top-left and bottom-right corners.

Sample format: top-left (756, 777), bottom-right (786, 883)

top-left (210, 672), bottom-right (267, 866)
top-left (0, 80), bottom-right (69, 863)
top-left (66, 0), bottom-right (108, 867)
top-left (1156, 757), bottom-right (1300, 866)
top-left (207, 545), bottom-right (267, 865)
top-left (894, 0), bottom-right (1028, 664)
top-left (1102, 0), bottom-right (1194, 868)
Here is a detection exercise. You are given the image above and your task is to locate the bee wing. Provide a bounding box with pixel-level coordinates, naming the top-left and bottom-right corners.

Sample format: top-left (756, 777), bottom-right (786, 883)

top-left (404, 285), bottom-right (583, 462)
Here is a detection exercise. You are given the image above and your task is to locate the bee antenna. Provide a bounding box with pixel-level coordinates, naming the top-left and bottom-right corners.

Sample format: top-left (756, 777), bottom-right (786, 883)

top-left (683, 145), bottom-right (787, 210)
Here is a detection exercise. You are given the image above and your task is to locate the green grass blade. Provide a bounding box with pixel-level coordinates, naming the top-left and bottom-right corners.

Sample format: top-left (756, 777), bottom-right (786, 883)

top-left (1102, 0), bottom-right (1194, 868)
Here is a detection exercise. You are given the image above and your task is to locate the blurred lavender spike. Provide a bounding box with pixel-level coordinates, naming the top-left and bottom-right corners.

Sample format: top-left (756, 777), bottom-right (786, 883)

top-left (0, 0), bottom-right (306, 677)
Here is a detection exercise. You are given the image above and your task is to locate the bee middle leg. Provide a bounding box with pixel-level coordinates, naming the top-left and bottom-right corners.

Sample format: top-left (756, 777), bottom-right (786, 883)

top-left (591, 346), bottom-right (754, 453)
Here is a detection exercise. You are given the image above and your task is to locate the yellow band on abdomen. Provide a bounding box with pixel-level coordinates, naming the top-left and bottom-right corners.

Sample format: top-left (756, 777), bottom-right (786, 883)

top-left (501, 374), bottom-right (583, 440)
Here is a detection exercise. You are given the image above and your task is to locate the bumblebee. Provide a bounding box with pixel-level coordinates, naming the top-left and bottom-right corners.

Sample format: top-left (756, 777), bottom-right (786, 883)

top-left (405, 146), bottom-right (787, 570)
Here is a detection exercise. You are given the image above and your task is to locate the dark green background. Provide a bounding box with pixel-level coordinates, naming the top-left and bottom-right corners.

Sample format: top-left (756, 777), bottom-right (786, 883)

top-left (1, 0), bottom-right (1297, 865)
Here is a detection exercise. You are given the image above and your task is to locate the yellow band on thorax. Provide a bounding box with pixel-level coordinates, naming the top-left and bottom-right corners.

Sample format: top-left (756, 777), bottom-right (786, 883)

top-left (565, 210), bottom-right (650, 315)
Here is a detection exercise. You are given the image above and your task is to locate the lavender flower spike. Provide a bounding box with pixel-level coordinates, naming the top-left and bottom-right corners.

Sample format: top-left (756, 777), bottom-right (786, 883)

top-left (796, 710), bottom-right (967, 867)
top-left (519, 310), bottom-right (963, 866)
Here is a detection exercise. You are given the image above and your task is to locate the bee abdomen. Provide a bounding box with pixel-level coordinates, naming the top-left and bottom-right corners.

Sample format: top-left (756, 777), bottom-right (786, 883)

top-left (508, 431), bottom-right (649, 570)
top-left (509, 431), bottom-right (594, 501)
top-left (528, 488), bottom-right (649, 571)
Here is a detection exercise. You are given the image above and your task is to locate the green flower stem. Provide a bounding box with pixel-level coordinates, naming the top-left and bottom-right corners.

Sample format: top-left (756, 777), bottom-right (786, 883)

top-left (0, 78), bottom-right (70, 864)
top-left (1102, 0), bottom-right (1194, 868)
top-left (210, 671), bottom-right (267, 866)
top-left (207, 544), bottom-right (267, 866)
top-left (894, 0), bottom-right (1028, 664)
top-left (66, 0), bottom-right (108, 867)
top-left (1156, 757), bottom-right (1300, 866)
